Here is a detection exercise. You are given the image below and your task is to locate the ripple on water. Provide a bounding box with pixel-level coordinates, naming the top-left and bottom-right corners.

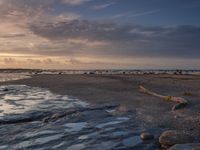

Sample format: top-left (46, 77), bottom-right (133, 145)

top-left (122, 136), bottom-right (142, 147)
top-left (111, 131), bottom-right (129, 137)
top-left (0, 145), bottom-right (8, 149)
top-left (0, 85), bottom-right (88, 117)
top-left (0, 85), bottom-right (153, 149)
top-left (78, 132), bottom-right (98, 140)
top-left (15, 134), bottom-right (63, 149)
top-left (52, 142), bottom-right (66, 149)
top-left (66, 144), bottom-right (85, 150)
top-left (64, 122), bottom-right (88, 132)
top-left (25, 130), bottom-right (57, 138)
top-left (96, 117), bottom-right (129, 128)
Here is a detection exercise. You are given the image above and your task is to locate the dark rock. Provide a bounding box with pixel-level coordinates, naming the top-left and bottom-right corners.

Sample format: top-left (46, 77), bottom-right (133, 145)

top-left (172, 103), bottom-right (188, 111)
top-left (169, 143), bottom-right (200, 150)
top-left (159, 130), bottom-right (194, 148)
top-left (3, 88), bottom-right (9, 92)
top-left (89, 72), bottom-right (95, 75)
top-left (140, 132), bottom-right (154, 140)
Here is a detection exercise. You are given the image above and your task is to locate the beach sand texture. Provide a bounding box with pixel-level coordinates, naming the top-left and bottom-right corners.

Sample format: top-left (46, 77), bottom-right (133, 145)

top-left (1, 74), bottom-right (200, 149)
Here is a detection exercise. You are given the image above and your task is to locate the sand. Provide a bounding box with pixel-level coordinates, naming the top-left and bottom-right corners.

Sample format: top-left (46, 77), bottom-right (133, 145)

top-left (3, 74), bottom-right (200, 107)
top-left (1, 73), bottom-right (200, 149)
top-left (1, 74), bottom-right (200, 129)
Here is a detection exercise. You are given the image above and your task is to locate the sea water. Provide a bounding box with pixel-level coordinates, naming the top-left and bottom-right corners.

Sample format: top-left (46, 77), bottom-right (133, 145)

top-left (0, 76), bottom-right (160, 149)
top-left (0, 73), bottom-right (30, 82)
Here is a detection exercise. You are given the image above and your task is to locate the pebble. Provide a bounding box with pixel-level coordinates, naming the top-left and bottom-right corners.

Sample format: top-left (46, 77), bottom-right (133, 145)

top-left (140, 132), bottom-right (154, 141)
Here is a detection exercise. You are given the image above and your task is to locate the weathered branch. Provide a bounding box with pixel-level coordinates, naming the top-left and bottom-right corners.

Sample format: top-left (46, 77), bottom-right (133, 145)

top-left (139, 85), bottom-right (188, 110)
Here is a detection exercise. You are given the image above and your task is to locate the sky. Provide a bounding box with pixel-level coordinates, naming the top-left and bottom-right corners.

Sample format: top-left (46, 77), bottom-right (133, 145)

top-left (0, 0), bottom-right (200, 69)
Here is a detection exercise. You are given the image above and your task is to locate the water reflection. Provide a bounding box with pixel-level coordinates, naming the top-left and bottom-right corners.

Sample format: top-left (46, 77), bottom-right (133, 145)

top-left (64, 122), bottom-right (88, 132)
top-left (0, 85), bottom-right (88, 117)
top-left (0, 85), bottom-right (160, 150)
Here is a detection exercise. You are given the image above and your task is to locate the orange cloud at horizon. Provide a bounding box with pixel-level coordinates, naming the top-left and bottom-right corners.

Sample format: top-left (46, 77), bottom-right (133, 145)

top-left (1, 52), bottom-right (200, 70)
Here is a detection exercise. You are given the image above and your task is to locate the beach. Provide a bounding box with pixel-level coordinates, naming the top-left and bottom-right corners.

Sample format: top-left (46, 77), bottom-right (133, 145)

top-left (1, 73), bottom-right (200, 149)
top-left (4, 74), bottom-right (200, 116)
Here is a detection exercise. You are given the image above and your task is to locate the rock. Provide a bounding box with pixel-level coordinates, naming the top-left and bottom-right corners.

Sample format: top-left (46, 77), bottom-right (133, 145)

top-left (172, 103), bottom-right (187, 111)
top-left (169, 143), bottom-right (200, 150)
top-left (159, 130), bottom-right (194, 148)
top-left (3, 88), bottom-right (9, 92)
top-left (140, 132), bottom-right (154, 140)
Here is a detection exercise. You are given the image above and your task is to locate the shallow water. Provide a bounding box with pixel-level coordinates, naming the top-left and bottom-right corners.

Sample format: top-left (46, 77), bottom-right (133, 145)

top-left (0, 73), bottom-right (30, 82)
top-left (0, 85), bottom-right (161, 150)
top-left (0, 85), bottom-right (88, 118)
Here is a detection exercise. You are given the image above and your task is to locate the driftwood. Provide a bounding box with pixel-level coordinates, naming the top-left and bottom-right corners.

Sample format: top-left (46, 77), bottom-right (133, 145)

top-left (139, 85), bottom-right (188, 110)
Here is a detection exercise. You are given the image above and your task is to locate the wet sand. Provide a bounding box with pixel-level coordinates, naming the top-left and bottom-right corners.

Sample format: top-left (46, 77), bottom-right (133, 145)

top-left (2, 74), bottom-right (200, 125)
top-left (1, 74), bottom-right (200, 149)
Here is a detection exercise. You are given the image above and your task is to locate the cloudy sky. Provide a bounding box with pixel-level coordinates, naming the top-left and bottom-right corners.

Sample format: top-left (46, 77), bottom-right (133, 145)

top-left (0, 0), bottom-right (200, 69)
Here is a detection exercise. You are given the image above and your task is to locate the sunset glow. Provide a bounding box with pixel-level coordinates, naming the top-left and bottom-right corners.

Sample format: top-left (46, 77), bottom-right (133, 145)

top-left (0, 0), bottom-right (200, 69)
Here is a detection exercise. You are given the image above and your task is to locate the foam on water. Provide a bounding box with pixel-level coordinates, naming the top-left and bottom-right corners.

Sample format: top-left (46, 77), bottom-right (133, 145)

top-left (0, 73), bottom-right (30, 82)
top-left (0, 85), bottom-right (88, 117)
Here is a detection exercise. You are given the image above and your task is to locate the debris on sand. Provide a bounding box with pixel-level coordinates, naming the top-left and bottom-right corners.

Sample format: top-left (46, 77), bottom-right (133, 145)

top-left (183, 92), bottom-right (193, 96)
top-left (139, 85), bottom-right (188, 110)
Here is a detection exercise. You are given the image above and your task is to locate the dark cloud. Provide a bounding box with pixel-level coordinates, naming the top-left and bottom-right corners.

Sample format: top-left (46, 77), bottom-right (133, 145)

top-left (29, 19), bottom-right (200, 58)
top-left (0, 0), bottom-right (200, 66)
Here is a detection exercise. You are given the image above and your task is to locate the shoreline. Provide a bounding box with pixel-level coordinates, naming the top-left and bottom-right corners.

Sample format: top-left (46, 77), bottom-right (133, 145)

top-left (2, 74), bottom-right (200, 121)
top-left (2, 74), bottom-right (200, 107)
top-left (1, 74), bottom-right (200, 149)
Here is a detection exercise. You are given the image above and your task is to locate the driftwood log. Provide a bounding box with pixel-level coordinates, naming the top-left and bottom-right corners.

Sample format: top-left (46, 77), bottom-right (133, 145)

top-left (139, 85), bottom-right (188, 110)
